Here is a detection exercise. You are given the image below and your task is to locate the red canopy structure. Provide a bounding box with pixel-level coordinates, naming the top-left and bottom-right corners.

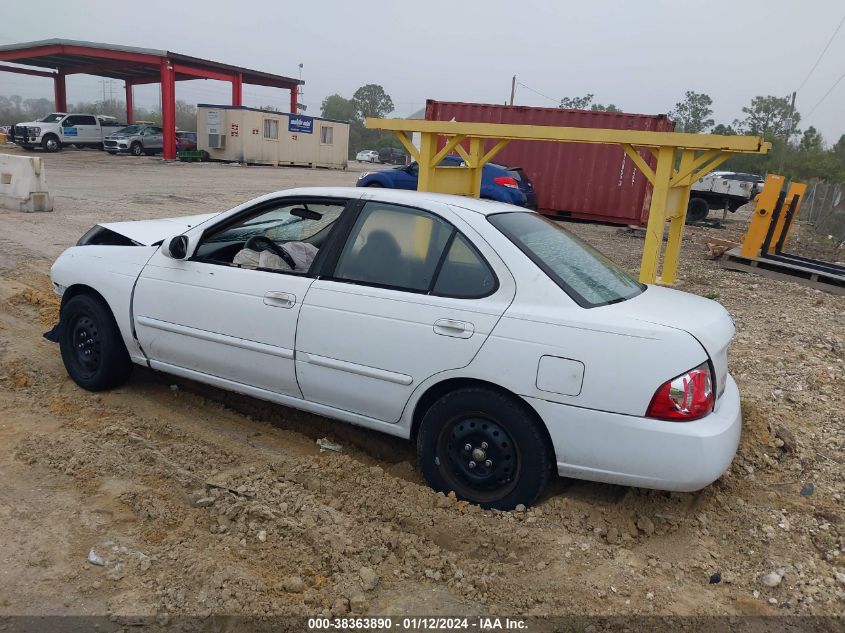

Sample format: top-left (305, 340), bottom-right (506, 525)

top-left (0, 39), bottom-right (303, 159)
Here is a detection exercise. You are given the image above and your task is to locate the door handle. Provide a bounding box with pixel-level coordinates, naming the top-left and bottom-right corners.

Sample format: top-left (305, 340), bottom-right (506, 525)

top-left (433, 318), bottom-right (474, 339)
top-left (263, 291), bottom-right (296, 308)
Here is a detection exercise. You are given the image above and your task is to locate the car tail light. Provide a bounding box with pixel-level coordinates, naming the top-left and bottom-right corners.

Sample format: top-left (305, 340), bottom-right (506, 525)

top-left (493, 176), bottom-right (519, 189)
top-left (646, 362), bottom-right (714, 421)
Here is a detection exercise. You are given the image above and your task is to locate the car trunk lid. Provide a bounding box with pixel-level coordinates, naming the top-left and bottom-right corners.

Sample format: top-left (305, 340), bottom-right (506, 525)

top-left (600, 285), bottom-right (734, 398)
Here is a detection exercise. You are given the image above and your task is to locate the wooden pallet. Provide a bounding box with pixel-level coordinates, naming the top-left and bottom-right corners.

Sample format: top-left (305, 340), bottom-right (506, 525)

top-left (720, 247), bottom-right (845, 296)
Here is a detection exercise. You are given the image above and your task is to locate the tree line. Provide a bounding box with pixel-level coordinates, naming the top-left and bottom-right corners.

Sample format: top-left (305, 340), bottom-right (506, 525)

top-left (560, 90), bottom-right (844, 183)
top-left (4, 87), bottom-right (843, 183)
top-left (0, 95), bottom-right (198, 131)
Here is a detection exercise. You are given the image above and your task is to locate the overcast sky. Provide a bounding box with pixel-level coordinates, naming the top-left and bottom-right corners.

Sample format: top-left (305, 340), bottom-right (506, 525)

top-left (3, 0), bottom-right (844, 142)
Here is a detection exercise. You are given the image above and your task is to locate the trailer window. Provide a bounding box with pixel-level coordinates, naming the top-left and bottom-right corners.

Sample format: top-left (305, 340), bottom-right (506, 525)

top-left (489, 212), bottom-right (644, 308)
top-left (263, 119), bottom-right (278, 140)
top-left (320, 125), bottom-right (333, 144)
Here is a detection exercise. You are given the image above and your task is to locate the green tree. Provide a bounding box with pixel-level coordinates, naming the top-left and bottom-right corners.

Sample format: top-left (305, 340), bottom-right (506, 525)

top-left (351, 84), bottom-right (394, 120)
top-left (712, 123), bottom-right (737, 135)
top-left (559, 94), bottom-right (594, 109)
top-left (734, 95), bottom-right (800, 138)
top-left (320, 94), bottom-right (358, 122)
top-left (669, 91), bottom-right (714, 133)
top-left (559, 94), bottom-right (621, 112)
top-left (800, 126), bottom-right (823, 152)
top-left (590, 103), bottom-right (621, 113)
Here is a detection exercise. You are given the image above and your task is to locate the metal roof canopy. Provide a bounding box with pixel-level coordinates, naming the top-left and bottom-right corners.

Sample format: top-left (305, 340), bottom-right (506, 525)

top-left (0, 39), bottom-right (303, 159)
top-left (366, 117), bottom-right (771, 285)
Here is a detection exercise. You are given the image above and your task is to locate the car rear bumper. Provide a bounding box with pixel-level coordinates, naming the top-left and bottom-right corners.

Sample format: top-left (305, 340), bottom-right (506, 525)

top-left (527, 374), bottom-right (741, 491)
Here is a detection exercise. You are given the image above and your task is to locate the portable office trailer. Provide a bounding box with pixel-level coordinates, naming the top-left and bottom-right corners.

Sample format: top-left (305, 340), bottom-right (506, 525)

top-left (197, 105), bottom-right (349, 169)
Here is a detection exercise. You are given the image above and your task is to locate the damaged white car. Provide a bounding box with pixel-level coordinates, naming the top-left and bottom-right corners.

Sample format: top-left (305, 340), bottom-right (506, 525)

top-left (48, 187), bottom-right (741, 509)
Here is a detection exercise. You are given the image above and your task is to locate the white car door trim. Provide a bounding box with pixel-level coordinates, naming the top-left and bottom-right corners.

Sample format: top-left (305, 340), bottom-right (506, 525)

top-left (135, 315), bottom-right (295, 360)
top-left (298, 351), bottom-right (413, 386)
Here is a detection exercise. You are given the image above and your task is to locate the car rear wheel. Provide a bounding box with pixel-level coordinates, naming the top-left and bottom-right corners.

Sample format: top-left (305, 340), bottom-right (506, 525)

top-left (417, 387), bottom-right (553, 510)
top-left (130, 142), bottom-right (143, 157)
top-left (366, 183), bottom-right (383, 187)
top-left (59, 294), bottom-right (133, 391)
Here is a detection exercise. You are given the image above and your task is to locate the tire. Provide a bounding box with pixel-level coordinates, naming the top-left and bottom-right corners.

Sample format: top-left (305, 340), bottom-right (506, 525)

top-left (200, 151), bottom-right (210, 162)
top-left (366, 182), bottom-right (383, 187)
top-left (59, 293), bottom-right (132, 391)
top-left (41, 134), bottom-right (61, 153)
top-left (106, 151), bottom-right (117, 155)
top-left (687, 197), bottom-right (710, 223)
top-left (416, 387), bottom-right (553, 510)
top-left (130, 142), bottom-right (143, 157)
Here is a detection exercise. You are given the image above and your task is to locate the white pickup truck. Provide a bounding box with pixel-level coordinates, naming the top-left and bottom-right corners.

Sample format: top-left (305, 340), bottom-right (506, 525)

top-left (11, 113), bottom-right (123, 152)
top-left (686, 171), bottom-right (764, 223)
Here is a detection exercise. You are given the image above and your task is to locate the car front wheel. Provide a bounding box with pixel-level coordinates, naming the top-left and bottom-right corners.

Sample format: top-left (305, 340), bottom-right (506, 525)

top-left (130, 142), bottom-right (143, 157)
top-left (59, 294), bottom-right (133, 391)
top-left (41, 135), bottom-right (61, 152)
top-left (417, 388), bottom-right (553, 510)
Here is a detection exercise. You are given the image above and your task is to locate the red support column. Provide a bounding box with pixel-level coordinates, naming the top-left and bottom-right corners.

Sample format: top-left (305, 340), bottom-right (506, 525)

top-left (160, 59), bottom-right (176, 160)
top-left (54, 73), bottom-right (67, 112)
top-left (125, 81), bottom-right (134, 124)
top-left (290, 84), bottom-right (298, 114)
top-left (232, 72), bottom-right (243, 106)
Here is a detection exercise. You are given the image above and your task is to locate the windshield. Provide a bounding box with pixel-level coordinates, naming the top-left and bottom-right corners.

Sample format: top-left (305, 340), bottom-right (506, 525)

top-left (489, 212), bottom-right (645, 307)
top-left (38, 114), bottom-right (65, 123)
top-left (115, 125), bottom-right (143, 135)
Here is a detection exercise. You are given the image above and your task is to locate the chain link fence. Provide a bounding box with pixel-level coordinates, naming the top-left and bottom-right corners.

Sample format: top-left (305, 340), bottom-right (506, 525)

top-left (800, 182), bottom-right (845, 247)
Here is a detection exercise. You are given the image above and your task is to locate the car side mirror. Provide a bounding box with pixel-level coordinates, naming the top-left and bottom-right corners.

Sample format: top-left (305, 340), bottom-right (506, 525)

top-left (162, 235), bottom-right (189, 259)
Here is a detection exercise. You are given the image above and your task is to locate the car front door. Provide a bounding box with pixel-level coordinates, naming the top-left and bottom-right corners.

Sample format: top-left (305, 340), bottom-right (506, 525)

top-left (132, 196), bottom-right (352, 396)
top-left (63, 115), bottom-right (98, 143)
top-left (295, 199), bottom-right (515, 422)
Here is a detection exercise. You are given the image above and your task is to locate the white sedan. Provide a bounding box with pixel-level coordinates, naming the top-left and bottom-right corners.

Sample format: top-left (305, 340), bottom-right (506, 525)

top-left (356, 150), bottom-right (379, 163)
top-left (49, 188), bottom-right (741, 509)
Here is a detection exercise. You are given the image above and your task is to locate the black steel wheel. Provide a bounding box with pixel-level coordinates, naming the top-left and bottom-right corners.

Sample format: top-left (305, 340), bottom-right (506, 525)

top-left (59, 293), bottom-right (132, 391)
top-left (417, 387), bottom-right (553, 510)
top-left (686, 197), bottom-right (710, 223)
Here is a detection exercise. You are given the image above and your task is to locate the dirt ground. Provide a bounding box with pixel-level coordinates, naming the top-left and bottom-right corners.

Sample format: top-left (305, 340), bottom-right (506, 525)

top-left (0, 147), bottom-right (843, 622)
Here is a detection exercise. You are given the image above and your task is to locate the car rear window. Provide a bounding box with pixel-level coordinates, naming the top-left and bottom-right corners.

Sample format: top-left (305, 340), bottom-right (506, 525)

top-left (489, 212), bottom-right (644, 307)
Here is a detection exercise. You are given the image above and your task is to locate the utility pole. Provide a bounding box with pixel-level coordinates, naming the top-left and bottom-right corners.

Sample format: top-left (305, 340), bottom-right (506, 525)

top-left (510, 75), bottom-right (516, 106)
top-left (778, 91), bottom-right (796, 175)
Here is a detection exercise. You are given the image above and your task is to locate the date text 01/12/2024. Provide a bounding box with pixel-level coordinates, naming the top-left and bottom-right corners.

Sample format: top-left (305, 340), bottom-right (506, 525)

top-left (307, 617), bottom-right (528, 630)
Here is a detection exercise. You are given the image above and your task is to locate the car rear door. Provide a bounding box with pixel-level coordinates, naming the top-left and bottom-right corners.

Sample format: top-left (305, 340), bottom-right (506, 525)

top-left (295, 198), bottom-right (515, 422)
top-left (146, 126), bottom-right (164, 151)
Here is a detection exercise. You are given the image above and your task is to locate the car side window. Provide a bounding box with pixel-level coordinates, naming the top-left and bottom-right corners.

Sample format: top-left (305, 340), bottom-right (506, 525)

top-left (78, 116), bottom-right (97, 125)
top-left (333, 202), bottom-right (452, 292)
top-left (432, 233), bottom-right (496, 298)
top-left (193, 200), bottom-right (346, 273)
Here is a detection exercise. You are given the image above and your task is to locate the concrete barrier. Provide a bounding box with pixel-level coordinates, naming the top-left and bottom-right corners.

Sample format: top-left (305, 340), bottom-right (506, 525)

top-left (0, 153), bottom-right (53, 212)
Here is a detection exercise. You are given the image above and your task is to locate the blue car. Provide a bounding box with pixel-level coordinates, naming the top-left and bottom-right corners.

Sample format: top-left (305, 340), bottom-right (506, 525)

top-left (356, 155), bottom-right (537, 209)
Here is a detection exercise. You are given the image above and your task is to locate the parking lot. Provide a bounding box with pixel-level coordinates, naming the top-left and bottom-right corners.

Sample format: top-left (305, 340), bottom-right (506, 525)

top-left (0, 147), bottom-right (843, 619)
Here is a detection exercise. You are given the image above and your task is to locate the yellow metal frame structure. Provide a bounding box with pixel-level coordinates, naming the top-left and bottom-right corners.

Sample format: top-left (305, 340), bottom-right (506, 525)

top-left (366, 118), bottom-right (771, 285)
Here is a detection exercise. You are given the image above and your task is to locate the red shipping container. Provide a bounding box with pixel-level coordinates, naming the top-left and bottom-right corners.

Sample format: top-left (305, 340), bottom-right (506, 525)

top-left (424, 100), bottom-right (675, 225)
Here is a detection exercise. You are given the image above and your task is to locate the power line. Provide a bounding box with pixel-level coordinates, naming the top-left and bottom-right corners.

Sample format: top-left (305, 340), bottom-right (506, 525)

top-left (804, 66), bottom-right (845, 119)
top-left (796, 12), bottom-right (845, 93)
top-left (516, 81), bottom-right (558, 105)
